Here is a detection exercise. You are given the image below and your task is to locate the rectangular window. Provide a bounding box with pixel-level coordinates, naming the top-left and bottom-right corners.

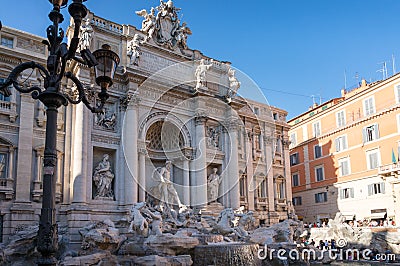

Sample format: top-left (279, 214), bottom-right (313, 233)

top-left (278, 182), bottom-right (285, 199)
top-left (289, 133), bottom-right (297, 148)
top-left (395, 84), bottom-right (400, 103)
top-left (340, 187), bottom-right (354, 199)
top-left (293, 196), bottom-right (302, 206)
top-left (366, 149), bottom-right (380, 169)
top-left (336, 110), bottom-right (346, 128)
top-left (0, 79), bottom-right (11, 102)
top-left (0, 153), bottom-right (8, 179)
top-left (335, 135), bottom-right (348, 152)
top-left (338, 157), bottom-right (351, 176)
top-left (315, 165), bottom-right (324, 182)
top-left (290, 153), bottom-right (299, 166)
top-left (363, 97), bottom-right (375, 116)
top-left (362, 124), bottom-right (379, 143)
top-left (315, 192), bottom-right (328, 203)
top-left (239, 175), bottom-right (247, 197)
top-left (302, 125), bottom-right (308, 142)
top-left (257, 179), bottom-right (267, 198)
top-left (254, 107), bottom-right (259, 115)
top-left (312, 121), bottom-right (321, 137)
top-left (1, 36), bottom-right (13, 48)
top-left (314, 145), bottom-right (322, 159)
top-left (368, 182), bottom-right (385, 195)
top-left (292, 173), bottom-right (299, 187)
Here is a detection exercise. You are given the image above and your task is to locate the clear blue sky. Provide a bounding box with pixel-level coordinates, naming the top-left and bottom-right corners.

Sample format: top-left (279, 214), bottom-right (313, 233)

top-left (2, 0), bottom-right (400, 119)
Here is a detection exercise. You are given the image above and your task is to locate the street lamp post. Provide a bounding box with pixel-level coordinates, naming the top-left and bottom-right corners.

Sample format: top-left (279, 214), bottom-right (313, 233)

top-left (0, 0), bottom-right (120, 265)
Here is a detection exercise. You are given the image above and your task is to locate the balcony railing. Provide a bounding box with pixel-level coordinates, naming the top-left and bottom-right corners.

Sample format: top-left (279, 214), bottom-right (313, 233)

top-left (0, 178), bottom-right (14, 200)
top-left (378, 163), bottom-right (400, 177)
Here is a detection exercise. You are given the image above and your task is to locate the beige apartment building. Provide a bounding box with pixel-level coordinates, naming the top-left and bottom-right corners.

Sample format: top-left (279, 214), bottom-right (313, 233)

top-left (289, 76), bottom-right (400, 226)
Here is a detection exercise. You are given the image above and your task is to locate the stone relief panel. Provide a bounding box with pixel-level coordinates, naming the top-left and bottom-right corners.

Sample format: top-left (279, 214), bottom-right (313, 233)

top-left (94, 103), bottom-right (117, 131)
top-left (206, 125), bottom-right (220, 149)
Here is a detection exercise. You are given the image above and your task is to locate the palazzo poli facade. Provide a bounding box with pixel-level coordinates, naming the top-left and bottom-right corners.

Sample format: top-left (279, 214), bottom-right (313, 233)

top-left (0, 2), bottom-right (292, 244)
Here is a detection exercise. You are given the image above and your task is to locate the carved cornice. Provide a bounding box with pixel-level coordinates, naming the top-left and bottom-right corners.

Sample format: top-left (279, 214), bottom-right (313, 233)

top-left (91, 134), bottom-right (120, 145)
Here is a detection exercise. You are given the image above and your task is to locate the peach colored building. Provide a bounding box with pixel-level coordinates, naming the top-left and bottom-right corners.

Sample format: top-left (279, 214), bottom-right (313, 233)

top-left (288, 76), bottom-right (400, 226)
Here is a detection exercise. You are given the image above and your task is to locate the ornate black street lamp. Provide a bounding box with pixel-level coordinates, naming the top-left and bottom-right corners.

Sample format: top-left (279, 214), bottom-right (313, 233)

top-left (0, 0), bottom-right (120, 265)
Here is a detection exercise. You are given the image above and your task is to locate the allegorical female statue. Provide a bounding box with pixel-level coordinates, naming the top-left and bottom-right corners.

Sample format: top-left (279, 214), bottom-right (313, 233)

top-left (93, 154), bottom-right (114, 199)
top-left (207, 168), bottom-right (221, 203)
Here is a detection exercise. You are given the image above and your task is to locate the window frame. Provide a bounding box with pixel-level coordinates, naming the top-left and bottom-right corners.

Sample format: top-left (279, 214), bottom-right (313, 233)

top-left (366, 148), bottom-right (380, 170)
top-left (315, 192), bottom-right (328, 203)
top-left (339, 187), bottom-right (354, 199)
top-left (336, 110), bottom-right (346, 128)
top-left (315, 165), bottom-right (325, 182)
top-left (312, 121), bottom-right (321, 138)
top-left (293, 196), bottom-right (302, 206)
top-left (368, 182), bottom-right (385, 196)
top-left (290, 152), bottom-right (299, 166)
top-left (292, 173), bottom-right (300, 187)
top-left (363, 96), bottom-right (376, 116)
top-left (335, 134), bottom-right (348, 152)
top-left (338, 157), bottom-right (351, 176)
top-left (0, 35), bottom-right (14, 49)
top-left (314, 144), bottom-right (322, 159)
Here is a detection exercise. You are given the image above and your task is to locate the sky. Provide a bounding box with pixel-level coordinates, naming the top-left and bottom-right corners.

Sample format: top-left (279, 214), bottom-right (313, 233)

top-left (2, 0), bottom-right (400, 119)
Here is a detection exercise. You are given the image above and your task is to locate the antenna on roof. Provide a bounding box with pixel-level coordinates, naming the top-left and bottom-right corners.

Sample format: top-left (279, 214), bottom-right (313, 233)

top-left (354, 72), bottom-right (360, 85)
top-left (377, 61), bottom-right (388, 80)
top-left (344, 69), bottom-right (347, 90)
top-left (392, 54), bottom-right (396, 75)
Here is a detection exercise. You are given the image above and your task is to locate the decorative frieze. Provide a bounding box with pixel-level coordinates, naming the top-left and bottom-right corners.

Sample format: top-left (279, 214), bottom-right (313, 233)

top-left (91, 134), bottom-right (120, 145)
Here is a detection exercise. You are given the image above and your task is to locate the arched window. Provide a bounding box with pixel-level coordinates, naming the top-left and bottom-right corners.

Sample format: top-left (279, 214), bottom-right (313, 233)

top-left (146, 121), bottom-right (184, 151)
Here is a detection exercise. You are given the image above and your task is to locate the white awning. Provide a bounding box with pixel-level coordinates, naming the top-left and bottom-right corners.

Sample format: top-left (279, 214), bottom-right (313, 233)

top-left (342, 214), bottom-right (355, 220)
top-left (370, 212), bottom-right (386, 219)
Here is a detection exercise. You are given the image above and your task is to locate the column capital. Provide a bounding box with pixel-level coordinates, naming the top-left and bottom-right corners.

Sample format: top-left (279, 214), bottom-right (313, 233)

top-left (195, 112), bottom-right (208, 125)
top-left (138, 148), bottom-right (148, 155)
top-left (120, 91), bottom-right (140, 111)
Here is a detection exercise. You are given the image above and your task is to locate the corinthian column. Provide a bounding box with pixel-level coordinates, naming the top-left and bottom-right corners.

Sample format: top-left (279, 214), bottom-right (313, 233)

top-left (138, 148), bottom-right (147, 202)
top-left (192, 115), bottom-right (208, 207)
top-left (121, 93), bottom-right (140, 204)
top-left (226, 120), bottom-right (240, 209)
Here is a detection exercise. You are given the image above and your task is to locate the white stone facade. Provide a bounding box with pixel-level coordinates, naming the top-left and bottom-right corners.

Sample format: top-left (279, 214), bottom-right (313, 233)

top-left (0, 5), bottom-right (292, 244)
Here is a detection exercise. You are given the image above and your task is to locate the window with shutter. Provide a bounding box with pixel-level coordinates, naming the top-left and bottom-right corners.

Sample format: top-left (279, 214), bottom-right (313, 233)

top-left (366, 149), bottom-right (380, 169)
top-left (363, 124), bottom-right (379, 143)
top-left (364, 97), bottom-right (375, 116)
top-left (314, 145), bottom-right (322, 159)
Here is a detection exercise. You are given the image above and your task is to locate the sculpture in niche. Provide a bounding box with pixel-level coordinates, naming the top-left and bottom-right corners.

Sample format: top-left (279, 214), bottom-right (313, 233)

top-left (206, 126), bottom-right (219, 148)
top-left (127, 34), bottom-right (143, 66)
top-left (207, 168), bottom-right (221, 203)
top-left (78, 18), bottom-right (93, 50)
top-left (136, 0), bottom-right (191, 49)
top-left (194, 59), bottom-right (213, 91)
top-left (93, 154), bottom-right (115, 199)
top-left (95, 106), bottom-right (116, 130)
top-left (225, 68), bottom-right (241, 103)
top-left (149, 161), bottom-right (186, 212)
top-left (135, 7), bottom-right (156, 42)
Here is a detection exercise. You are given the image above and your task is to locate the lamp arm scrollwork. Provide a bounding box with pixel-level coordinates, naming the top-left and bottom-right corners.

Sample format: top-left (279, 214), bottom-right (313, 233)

top-left (64, 72), bottom-right (105, 113)
top-left (0, 61), bottom-right (49, 97)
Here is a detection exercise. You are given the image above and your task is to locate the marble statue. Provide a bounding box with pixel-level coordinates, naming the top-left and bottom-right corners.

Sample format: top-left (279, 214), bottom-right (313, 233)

top-left (136, 0), bottom-right (191, 49)
top-left (226, 68), bottom-right (241, 103)
top-left (207, 168), bottom-right (221, 203)
top-left (213, 208), bottom-right (236, 235)
top-left (234, 211), bottom-right (255, 238)
top-left (146, 209), bottom-right (163, 236)
top-left (174, 21), bottom-right (191, 49)
top-left (194, 59), bottom-right (213, 91)
top-left (79, 18), bottom-right (93, 50)
top-left (151, 161), bottom-right (185, 211)
top-left (93, 154), bottom-right (114, 199)
top-left (135, 7), bottom-right (156, 41)
top-left (127, 34), bottom-right (143, 66)
top-left (128, 202), bottom-right (149, 236)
